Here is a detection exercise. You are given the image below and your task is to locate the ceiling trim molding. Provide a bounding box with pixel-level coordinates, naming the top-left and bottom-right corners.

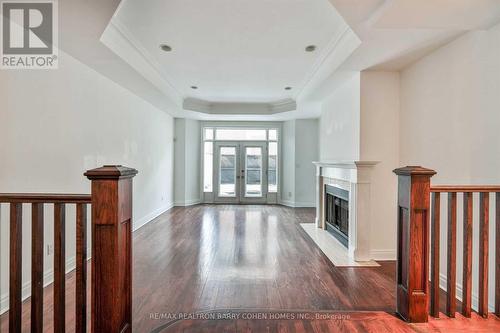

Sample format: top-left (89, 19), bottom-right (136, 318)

top-left (360, 0), bottom-right (395, 29)
top-left (183, 98), bottom-right (296, 115)
top-left (102, 19), bottom-right (185, 107)
top-left (296, 27), bottom-right (361, 103)
top-left (294, 24), bottom-right (350, 100)
top-left (183, 98), bottom-right (213, 113)
top-left (270, 99), bottom-right (297, 113)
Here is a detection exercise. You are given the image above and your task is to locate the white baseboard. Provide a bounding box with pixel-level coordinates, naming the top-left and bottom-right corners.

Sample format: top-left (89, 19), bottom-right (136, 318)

top-left (279, 200), bottom-right (315, 208)
top-left (174, 198), bottom-right (201, 207)
top-left (133, 202), bottom-right (174, 231)
top-left (370, 249), bottom-right (396, 261)
top-left (0, 256), bottom-right (76, 315)
top-left (279, 199), bottom-right (295, 207)
top-left (439, 273), bottom-right (495, 313)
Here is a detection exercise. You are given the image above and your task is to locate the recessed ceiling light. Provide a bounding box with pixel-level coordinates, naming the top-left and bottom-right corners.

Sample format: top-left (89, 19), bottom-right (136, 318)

top-left (285, 87), bottom-right (292, 90)
top-left (159, 44), bottom-right (172, 52)
top-left (191, 86), bottom-right (198, 90)
top-left (305, 45), bottom-right (316, 52)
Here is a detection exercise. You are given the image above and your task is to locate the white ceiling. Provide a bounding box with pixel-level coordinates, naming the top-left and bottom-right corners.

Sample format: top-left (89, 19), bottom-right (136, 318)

top-left (330, 0), bottom-right (500, 71)
top-left (373, 0), bottom-right (500, 30)
top-left (111, 0), bottom-right (348, 106)
top-left (81, 0), bottom-right (500, 120)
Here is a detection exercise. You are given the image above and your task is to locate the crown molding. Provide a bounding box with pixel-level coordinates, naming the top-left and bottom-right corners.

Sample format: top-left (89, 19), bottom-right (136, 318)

top-left (183, 98), bottom-right (296, 115)
top-left (270, 99), bottom-right (296, 113)
top-left (183, 98), bottom-right (213, 113)
top-left (101, 20), bottom-right (184, 107)
top-left (295, 25), bottom-right (350, 99)
top-left (296, 26), bottom-right (361, 103)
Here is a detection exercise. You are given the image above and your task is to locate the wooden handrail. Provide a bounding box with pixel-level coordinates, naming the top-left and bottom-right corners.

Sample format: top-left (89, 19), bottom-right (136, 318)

top-left (395, 166), bottom-right (500, 322)
top-left (430, 185), bottom-right (500, 192)
top-left (0, 193), bottom-right (91, 203)
top-left (2, 165), bottom-right (137, 333)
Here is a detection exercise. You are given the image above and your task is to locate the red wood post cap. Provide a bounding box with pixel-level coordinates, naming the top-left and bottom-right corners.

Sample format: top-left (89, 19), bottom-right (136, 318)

top-left (84, 165), bottom-right (138, 180)
top-left (393, 166), bottom-right (436, 176)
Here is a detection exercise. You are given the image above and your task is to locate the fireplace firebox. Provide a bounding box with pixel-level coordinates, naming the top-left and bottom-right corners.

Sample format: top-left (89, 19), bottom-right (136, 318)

top-left (324, 185), bottom-right (349, 247)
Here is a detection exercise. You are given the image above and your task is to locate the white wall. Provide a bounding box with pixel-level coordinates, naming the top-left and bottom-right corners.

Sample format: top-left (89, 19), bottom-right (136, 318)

top-left (319, 71), bottom-right (360, 161)
top-left (360, 71), bottom-right (400, 259)
top-left (174, 118), bottom-right (201, 206)
top-left (281, 119), bottom-right (319, 207)
top-left (0, 50), bottom-right (175, 314)
top-left (400, 23), bottom-right (500, 311)
top-left (295, 119), bottom-right (319, 207)
top-left (281, 120), bottom-right (296, 205)
top-left (174, 119), bottom-right (187, 203)
top-left (317, 70), bottom-right (398, 259)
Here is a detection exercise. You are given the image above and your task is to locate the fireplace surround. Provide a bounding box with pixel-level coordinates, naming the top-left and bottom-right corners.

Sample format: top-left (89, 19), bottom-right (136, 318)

top-left (313, 161), bottom-right (378, 262)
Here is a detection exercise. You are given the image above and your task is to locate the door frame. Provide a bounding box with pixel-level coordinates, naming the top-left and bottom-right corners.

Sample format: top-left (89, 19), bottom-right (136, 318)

top-left (201, 123), bottom-right (281, 205)
top-left (213, 141), bottom-right (269, 204)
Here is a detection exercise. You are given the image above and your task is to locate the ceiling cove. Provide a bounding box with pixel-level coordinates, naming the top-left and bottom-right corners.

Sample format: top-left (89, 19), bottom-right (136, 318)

top-left (101, 0), bottom-right (359, 117)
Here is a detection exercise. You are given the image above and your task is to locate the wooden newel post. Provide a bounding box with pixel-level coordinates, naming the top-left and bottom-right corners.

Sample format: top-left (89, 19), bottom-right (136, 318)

top-left (393, 166), bottom-right (436, 323)
top-left (85, 165), bottom-right (138, 333)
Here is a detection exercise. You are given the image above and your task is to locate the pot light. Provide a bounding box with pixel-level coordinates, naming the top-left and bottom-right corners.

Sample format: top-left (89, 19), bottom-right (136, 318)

top-left (285, 87), bottom-right (292, 90)
top-left (191, 86), bottom-right (198, 90)
top-left (305, 45), bottom-right (316, 52)
top-left (160, 44), bottom-right (172, 52)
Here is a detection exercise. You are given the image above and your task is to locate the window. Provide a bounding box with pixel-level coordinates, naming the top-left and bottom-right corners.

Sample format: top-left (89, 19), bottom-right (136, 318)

top-left (202, 126), bottom-right (279, 195)
top-left (245, 147), bottom-right (263, 197)
top-left (268, 141), bottom-right (278, 192)
top-left (203, 142), bottom-right (213, 192)
top-left (215, 128), bottom-right (267, 141)
top-left (268, 129), bottom-right (278, 141)
top-left (204, 128), bottom-right (214, 140)
top-left (219, 147), bottom-right (236, 197)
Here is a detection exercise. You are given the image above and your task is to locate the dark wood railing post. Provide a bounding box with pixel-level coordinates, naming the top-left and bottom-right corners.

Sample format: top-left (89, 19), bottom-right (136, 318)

top-left (85, 165), bottom-right (138, 333)
top-left (393, 166), bottom-right (436, 323)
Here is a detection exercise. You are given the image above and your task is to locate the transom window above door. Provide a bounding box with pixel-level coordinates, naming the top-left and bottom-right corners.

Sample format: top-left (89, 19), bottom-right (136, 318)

top-left (204, 128), bottom-right (277, 141)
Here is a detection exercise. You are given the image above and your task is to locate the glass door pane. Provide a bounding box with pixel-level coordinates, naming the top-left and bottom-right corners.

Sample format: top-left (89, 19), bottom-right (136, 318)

top-left (244, 147), bottom-right (263, 197)
top-left (219, 147), bottom-right (237, 197)
top-left (268, 142), bottom-right (278, 192)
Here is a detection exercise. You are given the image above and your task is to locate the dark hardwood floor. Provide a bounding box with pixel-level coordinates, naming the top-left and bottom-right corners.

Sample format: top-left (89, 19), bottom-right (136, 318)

top-left (132, 205), bottom-right (395, 332)
top-left (1, 204), bottom-right (499, 332)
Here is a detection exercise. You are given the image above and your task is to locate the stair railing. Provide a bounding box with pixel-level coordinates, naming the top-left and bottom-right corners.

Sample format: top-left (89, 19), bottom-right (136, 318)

top-left (1, 165), bottom-right (137, 333)
top-left (394, 166), bottom-right (499, 322)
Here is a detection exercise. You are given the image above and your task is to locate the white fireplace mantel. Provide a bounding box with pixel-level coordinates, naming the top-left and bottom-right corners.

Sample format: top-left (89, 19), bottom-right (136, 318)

top-left (313, 160), bottom-right (379, 262)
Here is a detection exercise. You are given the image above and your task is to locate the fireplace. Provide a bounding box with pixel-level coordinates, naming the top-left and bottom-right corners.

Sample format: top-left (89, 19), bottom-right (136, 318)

top-left (324, 185), bottom-right (349, 247)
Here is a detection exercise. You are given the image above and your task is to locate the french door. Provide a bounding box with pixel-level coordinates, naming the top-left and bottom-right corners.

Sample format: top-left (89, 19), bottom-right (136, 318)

top-left (214, 141), bottom-right (268, 204)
